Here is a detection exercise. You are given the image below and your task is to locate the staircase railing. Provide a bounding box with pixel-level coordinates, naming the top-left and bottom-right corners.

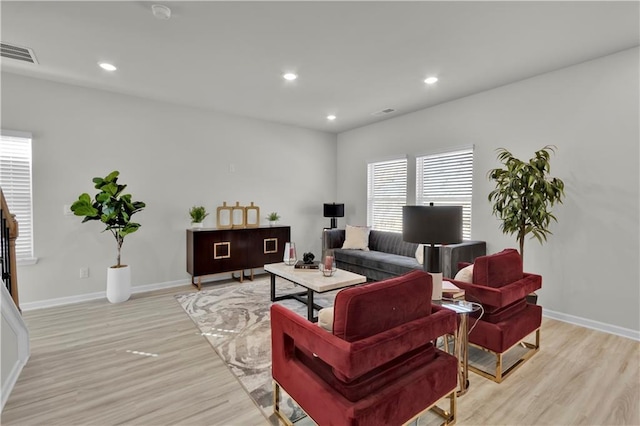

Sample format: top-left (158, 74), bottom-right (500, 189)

top-left (0, 187), bottom-right (19, 312)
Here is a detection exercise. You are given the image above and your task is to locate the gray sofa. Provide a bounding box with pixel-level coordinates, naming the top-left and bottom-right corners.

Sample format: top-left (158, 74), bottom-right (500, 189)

top-left (322, 228), bottom-right (486, 281)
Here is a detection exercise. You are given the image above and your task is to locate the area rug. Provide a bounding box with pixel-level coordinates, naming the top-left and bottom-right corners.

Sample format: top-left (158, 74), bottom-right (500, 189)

top-left (174, 276), bottom-right (338, 424)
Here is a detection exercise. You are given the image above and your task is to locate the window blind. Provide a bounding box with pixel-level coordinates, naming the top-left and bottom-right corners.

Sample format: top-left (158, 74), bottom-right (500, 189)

top-left (416, 148), bottom-right (473, 240)
top-left (367, 158), bottom-right (407, 233)
top-left (0, 133), bottom-right (34, 261)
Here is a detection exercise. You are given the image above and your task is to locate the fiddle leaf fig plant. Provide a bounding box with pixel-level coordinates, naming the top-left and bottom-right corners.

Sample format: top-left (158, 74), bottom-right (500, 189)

top-left (488, 146), bottom-right (565, 261)
top-left (71, 171), bottom-right (146, 268)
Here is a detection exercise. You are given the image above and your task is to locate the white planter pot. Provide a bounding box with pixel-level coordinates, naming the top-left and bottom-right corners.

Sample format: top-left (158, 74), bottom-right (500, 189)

top-left (107, 265), bottom-right (131, 303)
top-left (192, 222), bottom-right (204, 228)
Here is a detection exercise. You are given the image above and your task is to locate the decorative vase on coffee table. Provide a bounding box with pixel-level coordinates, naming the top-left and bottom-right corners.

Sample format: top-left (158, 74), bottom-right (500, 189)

top-left (320, 255), bottom-right (336, 277)
top-left (283, 242), bottom-right (297, 265)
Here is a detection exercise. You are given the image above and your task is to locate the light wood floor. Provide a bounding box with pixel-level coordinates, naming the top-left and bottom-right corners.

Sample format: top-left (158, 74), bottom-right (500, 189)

top-left (2, 280), bottom-right (639, 425)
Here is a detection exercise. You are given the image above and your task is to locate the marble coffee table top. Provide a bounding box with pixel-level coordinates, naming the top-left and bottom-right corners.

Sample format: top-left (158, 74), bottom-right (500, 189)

top-left (264, 262), bottom-right (366, 293)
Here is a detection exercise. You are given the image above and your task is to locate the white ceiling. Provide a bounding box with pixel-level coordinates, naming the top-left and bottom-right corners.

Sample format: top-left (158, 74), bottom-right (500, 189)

top-left (2, 1), bottom-right (639, 133)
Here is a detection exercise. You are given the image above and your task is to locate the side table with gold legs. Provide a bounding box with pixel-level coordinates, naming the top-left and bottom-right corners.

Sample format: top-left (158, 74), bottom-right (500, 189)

top-left (434, 299), bottom-right (482, 396)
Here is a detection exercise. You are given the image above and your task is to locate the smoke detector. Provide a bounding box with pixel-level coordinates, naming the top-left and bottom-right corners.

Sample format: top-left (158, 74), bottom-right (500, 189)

top-left (151, 4), bottom-right (171, 20)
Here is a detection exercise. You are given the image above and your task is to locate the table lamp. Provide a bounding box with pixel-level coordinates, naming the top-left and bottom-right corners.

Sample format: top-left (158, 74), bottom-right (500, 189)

top-left (323, 203), bottom-right (345, 229)
top-left (402, 204), bottom-right (463, 300)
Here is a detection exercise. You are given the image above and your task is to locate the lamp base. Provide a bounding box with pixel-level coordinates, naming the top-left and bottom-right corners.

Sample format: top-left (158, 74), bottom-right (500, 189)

top-left (330, 217), bottom-right (337, 229)
top-left (422, 244), bottom-right (443, 300)
top-left (430, 272), bottom-right (443, 301)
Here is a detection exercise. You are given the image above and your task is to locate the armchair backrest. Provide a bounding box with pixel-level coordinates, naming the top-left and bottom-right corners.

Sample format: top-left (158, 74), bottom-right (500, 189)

top-left (473, 248), bottom-right (523, 288)
top-left (332, 270), bottom-right (432, 342)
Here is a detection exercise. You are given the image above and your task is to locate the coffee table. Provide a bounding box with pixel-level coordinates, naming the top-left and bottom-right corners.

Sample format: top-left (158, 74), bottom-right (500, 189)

top-left (264, 262), bottom-right (367, 322)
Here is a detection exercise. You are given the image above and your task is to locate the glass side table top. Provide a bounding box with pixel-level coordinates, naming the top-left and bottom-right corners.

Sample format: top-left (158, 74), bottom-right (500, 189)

top-left (433, 298), bottom-right (481, 314)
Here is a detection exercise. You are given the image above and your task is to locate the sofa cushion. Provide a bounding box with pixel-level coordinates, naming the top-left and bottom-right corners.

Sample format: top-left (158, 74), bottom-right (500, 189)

top-left (368, 230), bottom-right (419, 257)
top-left (334, 248), bottom-right (422, 278)
top-left (473, 249), bottom-right (523, 288)
top-left (332, 270), bottom-right (432, 342)
top-left (341, 225), bottom-right (371, 250)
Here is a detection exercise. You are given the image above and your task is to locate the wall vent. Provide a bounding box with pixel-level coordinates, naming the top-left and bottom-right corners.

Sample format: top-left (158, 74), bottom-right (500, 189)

top-left (371, 108), bottom-right (396, 116)
top-left (1, 42), bottom-right (38, 64)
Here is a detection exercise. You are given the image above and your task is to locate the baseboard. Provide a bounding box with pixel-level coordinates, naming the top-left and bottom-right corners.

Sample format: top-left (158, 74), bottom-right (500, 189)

top-left (543, 308), bottom-right (640, 341)
top-left (20, 271), bottom-right (270, 311)
top-left (20, 279), bottom-right (190, 311)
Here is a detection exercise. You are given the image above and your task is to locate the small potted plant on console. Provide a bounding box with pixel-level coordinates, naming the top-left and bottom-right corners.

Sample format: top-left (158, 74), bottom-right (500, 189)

top-left (267, 212), bottom-right (281, 226)
top-left (189, 206), bottom-right (209, 228)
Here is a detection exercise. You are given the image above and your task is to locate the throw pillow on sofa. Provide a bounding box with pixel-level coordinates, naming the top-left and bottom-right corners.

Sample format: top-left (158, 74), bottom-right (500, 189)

top-left (341, 225), bottom-right (371, 250)
top-left (454, 264), bottom-right (474, 283)
top-left (415, 244), bottom-right (425, 264)
top-left (317, 307), bottom-right (334, 332)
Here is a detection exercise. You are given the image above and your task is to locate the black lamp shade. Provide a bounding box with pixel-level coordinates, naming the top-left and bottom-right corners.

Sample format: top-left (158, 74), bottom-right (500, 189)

top-left (402, 205), bottom-right (463, 245)
top-left (323, 203), bottom-right (345, 218)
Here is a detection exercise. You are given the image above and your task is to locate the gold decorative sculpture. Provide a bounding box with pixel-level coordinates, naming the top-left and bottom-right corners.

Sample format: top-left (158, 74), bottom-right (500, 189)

top-left (231, 201), bottom-right (245, 229)
top-left (245, 202), bottom-right (260, 228)
top-left (216, 202), bottom-right (233, 229)
top-left (216, 201), bottom-right (262, 229)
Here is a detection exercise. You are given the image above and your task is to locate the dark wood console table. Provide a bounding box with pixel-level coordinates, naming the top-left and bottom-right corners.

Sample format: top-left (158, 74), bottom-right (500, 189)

top-left (186, 226), bottom-right (291, 289)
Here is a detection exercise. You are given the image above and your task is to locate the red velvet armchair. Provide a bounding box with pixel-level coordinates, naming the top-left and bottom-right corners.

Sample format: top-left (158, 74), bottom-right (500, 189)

top-left (450, 248), bottom-right (542, 383)
top-left (270, 270), bottom-right (459, 426)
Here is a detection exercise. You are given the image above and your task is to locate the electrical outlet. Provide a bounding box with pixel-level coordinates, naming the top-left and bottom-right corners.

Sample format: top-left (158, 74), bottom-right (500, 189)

top-left (229, 163), bottom-right (236, 172)
top-left (79, 267), bottom-right (89, 278)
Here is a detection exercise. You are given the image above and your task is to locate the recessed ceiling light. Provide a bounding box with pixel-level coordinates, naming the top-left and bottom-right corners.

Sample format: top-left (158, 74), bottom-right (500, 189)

top-left (327, 115), bottom-right (337, 121)
top-left (98, 62), bottom-right (117, 71)
top-left (424, 76), bottom-right (438, 85)
top-left (283, 73), bottom-right (298, 81)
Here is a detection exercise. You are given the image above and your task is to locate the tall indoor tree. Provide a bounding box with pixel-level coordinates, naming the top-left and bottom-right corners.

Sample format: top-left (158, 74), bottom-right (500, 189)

top-left (488, 145), bottom-right (565, 262)
top-left (71, 171), bottom-right (145, 303)
top-left (71, 170), bottom-right (146, 267)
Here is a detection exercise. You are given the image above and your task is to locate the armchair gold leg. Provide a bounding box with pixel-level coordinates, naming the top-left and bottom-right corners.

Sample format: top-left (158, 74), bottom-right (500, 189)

top-left (404, 388), bottom-right (456, 426)
top-left (273, 381), bottom-right (294, 426)
top-left (469, 328), bottom-right (541, 383)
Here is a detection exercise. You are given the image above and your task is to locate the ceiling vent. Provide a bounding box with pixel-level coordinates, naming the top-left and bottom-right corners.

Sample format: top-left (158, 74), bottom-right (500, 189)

top-left (1, 42), bottom-right (38, 64)
top-left (371, 108), bottom-right (396, 116)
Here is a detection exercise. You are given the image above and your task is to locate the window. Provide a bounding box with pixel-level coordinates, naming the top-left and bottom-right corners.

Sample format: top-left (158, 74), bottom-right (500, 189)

top-left (0, 131), bottom-right (34, 262)
top-left (416, 148), bottom-right (474, 240)
top-left (367, 158), bottom-right (407, 233)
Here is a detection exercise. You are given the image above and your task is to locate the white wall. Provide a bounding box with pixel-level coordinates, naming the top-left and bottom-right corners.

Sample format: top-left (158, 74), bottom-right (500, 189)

top-left (1, 73), bottom-right (337, 304)
top-left (337, 48), bottom-right (640, 334)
